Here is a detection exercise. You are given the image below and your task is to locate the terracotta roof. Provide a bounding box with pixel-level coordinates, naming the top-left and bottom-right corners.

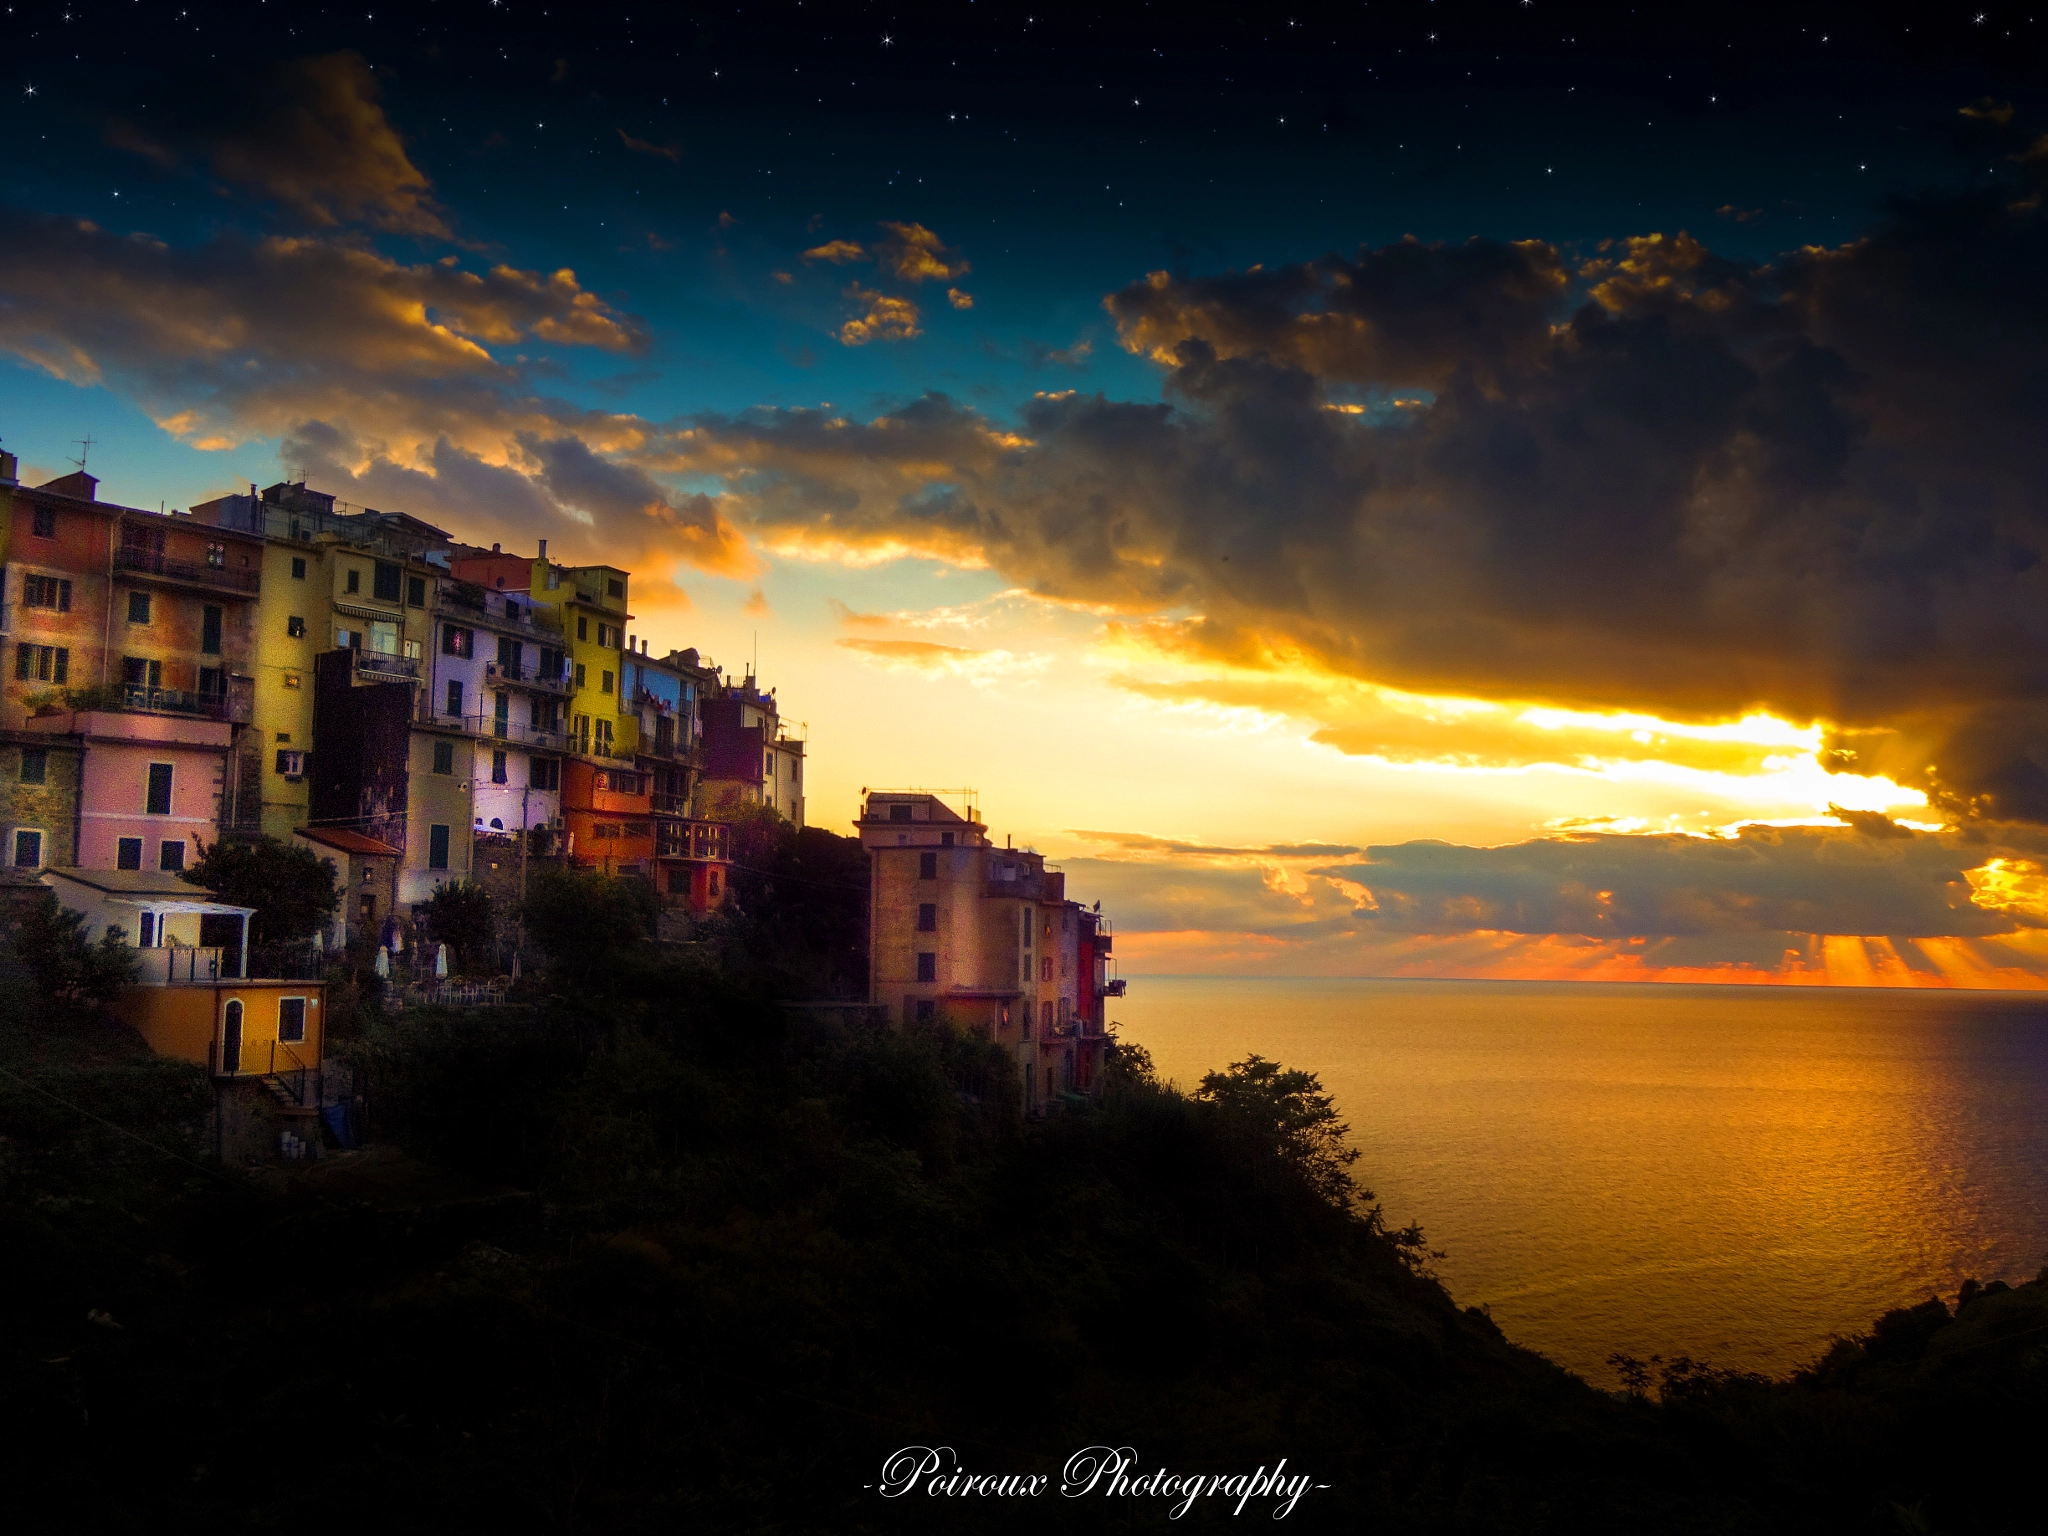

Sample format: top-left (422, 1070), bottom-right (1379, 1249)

top-left (295, 826), bottom-right (403, 857)
top-left (42, 867), bottom-right (220, 899)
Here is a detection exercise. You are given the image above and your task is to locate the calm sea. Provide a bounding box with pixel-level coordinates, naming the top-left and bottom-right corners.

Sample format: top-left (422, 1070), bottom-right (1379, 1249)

top-left (1116, 977), bottom-right (2048, 1385)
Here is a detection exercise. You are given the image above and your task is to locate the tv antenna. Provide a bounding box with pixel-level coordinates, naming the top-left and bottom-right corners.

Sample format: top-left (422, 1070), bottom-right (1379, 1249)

top-left (71, 432), bottom-right (97, 472)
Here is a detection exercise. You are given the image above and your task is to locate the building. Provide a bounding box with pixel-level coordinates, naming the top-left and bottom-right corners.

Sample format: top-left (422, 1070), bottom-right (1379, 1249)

top-left (698, 670), bottom-right (806, 827)
top-left (4, 466), bottom-right (264, 846)
top-left (293, 825), bottom-right (401, 949)
top-left (1, 724), bottom-right (84, 879)
top-left (855, 790), bottom-right (1118, 1112)
top-left (191, 482), bottom-right (449, 842)
top-left (44, 865), bottom-right (329, 1158)
top-left (425, 573), bottom-right (568, 843)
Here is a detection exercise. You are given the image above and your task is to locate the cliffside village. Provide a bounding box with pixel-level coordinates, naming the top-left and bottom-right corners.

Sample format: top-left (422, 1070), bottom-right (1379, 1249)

top-left (0, 452), bottom-right (1122, 1150)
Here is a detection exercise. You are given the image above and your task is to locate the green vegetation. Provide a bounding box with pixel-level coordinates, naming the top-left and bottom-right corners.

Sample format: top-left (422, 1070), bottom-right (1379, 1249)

top-left (2, 830), bottom-right (2044, 1532)
top-left (417, 878), bottom-right (495, 971)
top-left (181, 834), bottom-right (340, 946)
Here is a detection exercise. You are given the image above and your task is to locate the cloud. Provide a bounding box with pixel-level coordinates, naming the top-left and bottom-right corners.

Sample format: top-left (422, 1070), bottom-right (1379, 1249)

top-left (826, 598), bottom-right (889, 628)
top-left (742, 588), bottom-right (773, 618)
top-left (836, 637), bottom-right (1045, 684)
top-left (874, 222), bottom-right (970, 284)
top-left (1071, 830), bottom-right (1364, 859)
top-left (112, 51), bottom-right (449, 237)
top-left (617, 128), bottom-right (681, 162)
top-left (0, 210), bottom-right (755, 578)
top-left (659, 153), bottom-right (2048, 827)
top-left (1331, 825), bottom-right (2009, 939)
top-left (837, 286), bottom-right (921, 345)
top-left (802, 240), bottom-right (866, 264)
top-left (947, 287), bottom-right (974, 310)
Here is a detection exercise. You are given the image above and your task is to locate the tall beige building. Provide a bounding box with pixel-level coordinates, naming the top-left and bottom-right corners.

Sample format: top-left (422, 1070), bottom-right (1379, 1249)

top-left (856, 790), bottom-right (1119, 1112)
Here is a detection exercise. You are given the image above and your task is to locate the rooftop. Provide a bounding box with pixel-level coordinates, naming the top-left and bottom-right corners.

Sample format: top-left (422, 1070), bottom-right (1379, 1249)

top-left (295, 827), bottom-right (403, 858)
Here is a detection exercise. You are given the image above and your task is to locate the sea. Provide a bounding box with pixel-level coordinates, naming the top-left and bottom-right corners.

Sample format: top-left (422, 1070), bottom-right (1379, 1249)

top-left (1115, 977), bottom-right (2048, 1386)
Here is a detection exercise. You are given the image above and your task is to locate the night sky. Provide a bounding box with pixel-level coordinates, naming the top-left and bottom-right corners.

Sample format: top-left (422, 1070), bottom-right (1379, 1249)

top-left (6, 2), bottom-right (2048, 982)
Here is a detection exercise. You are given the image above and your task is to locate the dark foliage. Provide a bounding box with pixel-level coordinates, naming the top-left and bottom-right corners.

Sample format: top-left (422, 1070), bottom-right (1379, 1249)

top-left (181, 835), bottom-right (339, 946)
top-left (715, 804), bottom-right (871, 999)
top-left (519, 865), bottom-right (657, 990)
top-left (7, 893), bottom-right (138, 1013)
top-left (417, 879), bottom-right (495, 971)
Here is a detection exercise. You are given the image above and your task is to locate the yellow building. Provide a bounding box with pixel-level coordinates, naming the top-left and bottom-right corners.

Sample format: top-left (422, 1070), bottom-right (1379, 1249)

top-left (451, 549), bottom-right (634, 759)
top-left (192, 484), bottom-right (450, 839)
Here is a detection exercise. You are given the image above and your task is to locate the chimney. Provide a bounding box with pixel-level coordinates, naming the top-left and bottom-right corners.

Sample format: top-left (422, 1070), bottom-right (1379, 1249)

top-left (492, 542), bottom-right (501, 553)
top-left (537, 538), bottom-right (548, 559)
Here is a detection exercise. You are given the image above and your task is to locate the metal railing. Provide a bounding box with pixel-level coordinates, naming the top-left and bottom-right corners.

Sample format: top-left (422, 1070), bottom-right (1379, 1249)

top-left (464, 714), bottom-right (569, 751)
top-left (484, 660), bottom-right (570, 690)
top-left (354, 649), bottom-right (419, 682)
top-left (114, 545), bottom-right (262, 593)
top-left (67, 682), bottom-right (235, 721)
top-left (144, 945), bottom-right (238, 983)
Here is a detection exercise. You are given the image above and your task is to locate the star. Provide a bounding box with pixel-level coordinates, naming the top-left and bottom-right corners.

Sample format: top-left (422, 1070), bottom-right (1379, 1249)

top-left (881, 34), bottom-right (894, 47)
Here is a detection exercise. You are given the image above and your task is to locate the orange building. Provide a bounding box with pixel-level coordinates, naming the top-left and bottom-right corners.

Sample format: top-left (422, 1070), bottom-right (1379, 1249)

top-left (561, 756), bottom-right (655, 875)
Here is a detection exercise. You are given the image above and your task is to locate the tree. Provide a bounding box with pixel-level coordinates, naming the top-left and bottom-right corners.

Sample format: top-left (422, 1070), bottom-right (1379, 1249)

top-left (420, 880), bottom-right (495, 971)
top-left (1195, 1054), bottom-right (1363, 1209)
top-left (9, 892), bottom-right (139, 1011)
top-left (521, 867), bottom-right (657, 990)
top-left (182, 836), bottom-right (338, 946)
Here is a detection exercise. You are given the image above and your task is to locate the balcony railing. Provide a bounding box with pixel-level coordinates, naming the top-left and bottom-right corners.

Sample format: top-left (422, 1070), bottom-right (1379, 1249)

top-left (354, 649), bottom-right (419, 682)
top-left (484, 660), bottom-right (570, 692)
top-left (651, 791), bottom-right (690, 815)
top-left (141, 945), bottom-right (240, 984)
top-left (114, 545), bottom-right (262, 593)
top-left (464, 714), bottom-right (569, 751)
top-left (66, 682), bottom-right (236, 721)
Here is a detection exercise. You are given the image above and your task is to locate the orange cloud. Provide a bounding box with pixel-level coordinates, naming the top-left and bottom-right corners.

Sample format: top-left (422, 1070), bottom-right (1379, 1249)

top-left (947, 287), bottom-right (974, 310)
top-left (802, 240), bottom-right (867, 264)
top-left (875, 222), bottom-right (970, 284)
top-left (617, 128), bottom-right (682, 162)
top-left (838, 286), bottom-right (921, 345)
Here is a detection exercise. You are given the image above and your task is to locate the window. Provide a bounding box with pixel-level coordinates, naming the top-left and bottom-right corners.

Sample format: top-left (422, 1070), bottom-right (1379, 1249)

top-left (31, 505), bottom-right (56, 538)
top-left (919, 851), bottom-right (937, 880)
top-left (607, 578), bottom-right (624, 599)
top-left (291, 556), bottom-right (307, 580)
top-left (941, 831), bottom-right (954, 848)
top-left (577, 617), bottom-right (588, 641)
top-left (407, 575), bottom-right (427, 607)
top-left (117, 837), bottom-right (143, 870)
top-left (275, 749), bottom-right (305, 776)
top-left (888, 803), bottom-right (912, 823)
top-left (146, 763), bottom-right (173, 815)
top-left (596, 623), bottom-right (610, 647)
top-left (286, 615), bottom-right (306, 638)
top-left (600, 670), bottom-right (613, 695)
top-left (139, 913), bottom-right (156, 947)
top-left (791, 759), bottom-right (799, 783)
top-left (278, 997), bottom-right (307, 1044)
top-left (432, 740), bottom-right (455, 775)
top-left (12, 829), bottom-right (42, 867)
top-left (198, 667), bottom-right (224, 700)
top-left (574, 662), bottom-right (587, 688)
top-left (491, 750), bottom-right (508, 784)
top-left (445, 680), bottom-right (464, 717)
top-left (159, 840), bottom-right (185, 872)
top-left (23, 575), bottom-right (71, 611)
top-left (201, 606), bottom-right (222, 654)
top-left (1038, 956), bottom-right (1052, 982)
top-left (917, 902), bottom-right (937, 932)
top-left (1022, 912), bottom-right (1032, 947)
top-left (497, 635), bottom-right (523, 671)
top-left (345, 568), bottom-right (360, 594)
top-left (204, 542), bottom-right (226, 569)
top-left (15, 644), bottom-right (68, 683)
top-left (1042, 1001), bottom-right (1054, 1033)
top-left (127, 591), bottom-right (152, 624)
top-left (709, 870), bottom-right (720, 896)
top-left (20, 749), bottom-right (47, 785)
top-left (442, 625), bottom-right (474, 657)
top-left (1021, 1004), bottom-right (1032, 1040)
top-left (428, 824), bottom-right (450, 870)
top-left (124, 657), bottom-right (163, 690)
top-left (916, 952), bottom-right (937, 982)
top-left (593, 718), bottom-right (613, 753)
top-left (373, 561), bottom-right (401, 602)
top-left (529, 758), bottom-right (560, 790)
top-left (915, 1000), bottom-right (936, 1024)
top-left (765, 752), bottom-right (773, 775)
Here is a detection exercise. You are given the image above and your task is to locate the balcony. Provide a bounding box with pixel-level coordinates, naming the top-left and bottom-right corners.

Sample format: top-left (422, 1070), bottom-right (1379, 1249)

top-left (1102, 979), bottom-right (1127, 997)
top-left (485, 659), bottom-right (570, 693)
top-left (64, 682), bottom-right (241, 722)
top-left (353, 649), bottom-right (419, 683)
top-left (651, 791), bottom-right (690, 815)
top-left (114, 545), bottom-right (262, 595)
top-left (463, 714), bottom-right (569, 752)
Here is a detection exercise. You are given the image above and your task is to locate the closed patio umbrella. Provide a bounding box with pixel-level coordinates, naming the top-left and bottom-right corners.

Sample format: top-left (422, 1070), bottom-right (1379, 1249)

top-left (375, 945), bottom-right (390, 979)
top-left (435, 942), bottom-right (449, 979)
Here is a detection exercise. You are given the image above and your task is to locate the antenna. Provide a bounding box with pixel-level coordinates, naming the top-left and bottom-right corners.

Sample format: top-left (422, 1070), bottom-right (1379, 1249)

top-left (70, 432), bottom-right (97, 472)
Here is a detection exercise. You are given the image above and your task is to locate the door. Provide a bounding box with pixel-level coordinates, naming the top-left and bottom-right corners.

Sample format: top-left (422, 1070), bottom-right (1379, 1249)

top-left (494, 690), bottom-right (510, 736)
top-left (220, 999), bottom-right (243, 1075)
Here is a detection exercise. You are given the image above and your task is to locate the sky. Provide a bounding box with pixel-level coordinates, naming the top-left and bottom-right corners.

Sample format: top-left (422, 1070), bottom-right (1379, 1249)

top-left (5, 1), bottom-right (2048, 984)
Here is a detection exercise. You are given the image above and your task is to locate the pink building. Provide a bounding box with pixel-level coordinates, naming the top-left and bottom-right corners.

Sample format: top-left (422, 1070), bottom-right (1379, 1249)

top-left (23, 709), bottom-right (231, 872)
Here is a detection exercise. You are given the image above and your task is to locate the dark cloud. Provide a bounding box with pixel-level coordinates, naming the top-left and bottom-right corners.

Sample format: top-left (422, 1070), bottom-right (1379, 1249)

top-left (678, 151), bottom-right (2048, 823)
top-left (1072, 830), bottom-right (1363, 858)
top-left (112, 52), bottom-right (449, 236)
top-left (1331, 825), bottom-right (2007, 939)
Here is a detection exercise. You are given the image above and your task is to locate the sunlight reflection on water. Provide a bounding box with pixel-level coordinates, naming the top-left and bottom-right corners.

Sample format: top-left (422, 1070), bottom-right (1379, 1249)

top-left (1117, 977), bottom-right (2048, 1385)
